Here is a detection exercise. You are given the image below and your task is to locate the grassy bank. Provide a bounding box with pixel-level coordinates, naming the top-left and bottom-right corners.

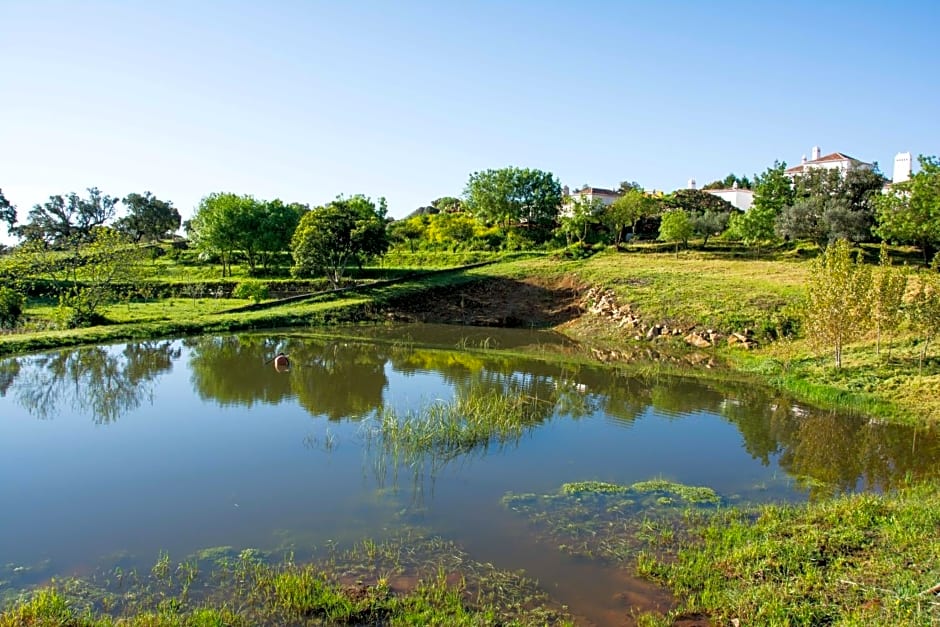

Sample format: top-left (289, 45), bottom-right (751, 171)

top-left (637, 483), bottom-right (940, 626)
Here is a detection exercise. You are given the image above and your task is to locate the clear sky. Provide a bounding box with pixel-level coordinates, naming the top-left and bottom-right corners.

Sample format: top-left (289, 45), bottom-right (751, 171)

top-left (2, 0), bottom-right (938, 244)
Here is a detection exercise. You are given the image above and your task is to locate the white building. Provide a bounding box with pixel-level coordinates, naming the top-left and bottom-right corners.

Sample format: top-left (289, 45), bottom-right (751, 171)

top-left (785, 145), bottom-right (872, 178)
top-left (705, 183), bottom-right (754, 212)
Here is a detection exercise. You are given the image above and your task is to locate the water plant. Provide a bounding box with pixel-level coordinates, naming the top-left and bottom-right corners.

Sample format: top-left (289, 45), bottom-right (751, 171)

top-left (503, 479), bottom-right (722, 565)
top-left (364, 389), bottom-right (550, 466)
top-left (0, 534), bottom-right (573, 626)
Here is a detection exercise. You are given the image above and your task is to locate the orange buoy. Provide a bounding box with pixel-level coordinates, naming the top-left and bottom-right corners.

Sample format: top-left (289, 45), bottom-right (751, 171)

top-left (273, 352), bottom-right (290, 372)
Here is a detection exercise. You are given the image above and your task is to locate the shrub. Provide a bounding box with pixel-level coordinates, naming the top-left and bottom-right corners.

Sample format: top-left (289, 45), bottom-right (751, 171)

top-left (233, 282), bottom-right (270, 304)
top-left (0, 286), bottom-right (25, 329)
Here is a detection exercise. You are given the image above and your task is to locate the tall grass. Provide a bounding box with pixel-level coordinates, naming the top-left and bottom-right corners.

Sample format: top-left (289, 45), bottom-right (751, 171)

top-left (366, 390), bottom-right (549, 464)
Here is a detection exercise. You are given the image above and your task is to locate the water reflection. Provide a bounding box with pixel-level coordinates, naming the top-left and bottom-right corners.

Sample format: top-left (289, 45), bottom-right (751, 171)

top-left (4, 341), bottom-right (179, 423)
top-left (1, 331), bottom-right (938, 497)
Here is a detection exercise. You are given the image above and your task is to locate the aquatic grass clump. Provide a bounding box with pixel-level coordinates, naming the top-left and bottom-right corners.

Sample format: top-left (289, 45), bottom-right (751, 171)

top-left (368, 389), bottom-right (549, 463)
top-left (503, 479), bottom-right (724, 565)
top-left (630, 479), bottom-right (720, 505)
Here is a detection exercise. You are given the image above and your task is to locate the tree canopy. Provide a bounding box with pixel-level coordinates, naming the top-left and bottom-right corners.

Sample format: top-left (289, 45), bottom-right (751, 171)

top-left (291, 195), bottom-right (389, 287)
top-left (0, 189), bottom-right (15, 235)
top-left (876, 155), bottom-right (940, 263)
top-left (604, 189), bottom-right (660, 244)
top-left (11, 188), bottom-right (118, 250)
top-left (702, 173), bottom-right (752, 190)
top-left (658, 209), bottom-right (694, 257)
top-left (115, 192), bottom-right (182, 242)
top-left (463, 167), bottom-right (561, 242)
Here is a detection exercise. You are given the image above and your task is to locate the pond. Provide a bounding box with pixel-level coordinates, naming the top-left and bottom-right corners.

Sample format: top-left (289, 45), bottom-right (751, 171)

top-left (1, 324), bottom-right (938, 624)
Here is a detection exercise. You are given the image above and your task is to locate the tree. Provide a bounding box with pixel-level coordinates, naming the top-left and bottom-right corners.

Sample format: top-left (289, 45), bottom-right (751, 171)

top-left (752, 161), bottom-right (795, 217)
top-left (189, 193), bottom-right (267, 276)
top-left (786, 166), bottom-right (885, 244)
top-left (114, 192), bottom-right (182, 242)
top-left (906, 253), bottom-right (940, 370)
top-left (665, 189), bottom-right (735, 247)
top-left (463, 167), bottom-right (561, 243)
top-left (10, 226), bottom-right (149, 327)
top-left (691, 210), bottom-right (732, 247)
top-left (802, 239), bottom-right (871, 368)
top-left (604, 189), bottom-right (659, 245)
top-left (387, 216), bottom-right (427, 253)
top-left (658, 209), bottom-right (694, 257)
top-left (12, 188), bottom-right (118, 250)
top-left (870, 242), bottom-right (907, 357)
top-left (618, 180), bottom-right (643, 194)
top-left (727, 205), bottom-right (777, 256)
top-left (876, 155), bottom-right (940, 263)
top-left (291, 195), bottom-right (389, 287)
top-left (702, 173), bottom-right (752, 190)
top-left (256, 200), bottom-right (306, 271)
top-left (0, 189), bottom-right (15, 235)
top-left (775, 197), bottom-right (830, 248)
top-left (559, 195), bottom-right (604, 245)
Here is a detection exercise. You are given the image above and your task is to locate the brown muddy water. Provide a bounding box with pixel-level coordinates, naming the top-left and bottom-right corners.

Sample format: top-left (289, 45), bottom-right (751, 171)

top-left (1, 324), bottom-right (938, 625)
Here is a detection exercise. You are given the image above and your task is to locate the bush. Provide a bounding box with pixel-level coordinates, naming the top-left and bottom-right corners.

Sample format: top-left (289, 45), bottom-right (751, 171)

top-left (233, 282), bottom-right (270, 304)
top-left (0, 286), bottom-right (25, 329)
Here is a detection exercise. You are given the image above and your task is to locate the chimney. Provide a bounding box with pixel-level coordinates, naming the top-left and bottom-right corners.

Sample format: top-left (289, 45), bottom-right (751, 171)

top-left (801, 155), bottom-right (807, 164)
top-left (688, 177), bottom-right (697, 190)
top-left (811, 146), bottom-right (821, 161)
top-left (893, 152), bottom-right (912, 184)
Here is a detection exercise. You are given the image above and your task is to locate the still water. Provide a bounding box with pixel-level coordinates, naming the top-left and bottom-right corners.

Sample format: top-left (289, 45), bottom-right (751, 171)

top-left (1, 325), bottom-right (938, 622)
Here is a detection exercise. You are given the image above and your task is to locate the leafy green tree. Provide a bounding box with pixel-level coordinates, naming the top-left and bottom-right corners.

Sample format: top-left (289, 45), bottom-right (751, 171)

top-left (876, 155), bottom-right (940, 263)
top-left (425, 211), bottom-right (478, 248)
top-left (388, 216), bottom-right (427, 253)
top-left (291, 195), bottom-right (389, 287)
top-left (0, 286), bottom-right (25, 329)
top-left (658, 209), bottom-right (694, 257)
top-left (775, 197), bottom-right (831, 247)
top-left (256, 200), bottom-right (306, 271)
top-left (189, 193), bottom-right (268, 276)
top-left (702, 173), bottom-right (752, 190)
top-left (666, 189), bottom-right (735, 247)
top-left (463, 167), bottom-right (561, 243)
top-left (691, 210), bottom-right (732, 247)
top-left (870, 242), bottom-right (907, 357)
top-left (618, 180), bottom-right (643, 194)
top-left (786, 166), bottom-right (885, 244)
top-left (753, 161), bottom-right (796, 217)
top-left (12, 188), bottom-right (118, 250)
top-left (11, 227), bottom-right (150, 327)
top-left (727, 205), bottom-right (777, 256)
top-left (0, 189), bottom-right (15, 235)
top-left (906, 254), bottom-right (940, 370)
top-left (604, 189), bottom-right (659, 244)
top-left (114, 192), bottom-right (181, 242)
top-left (560, 195), bottom-right (604, 245)
top-left (802, 239), bottom-right (871, 368)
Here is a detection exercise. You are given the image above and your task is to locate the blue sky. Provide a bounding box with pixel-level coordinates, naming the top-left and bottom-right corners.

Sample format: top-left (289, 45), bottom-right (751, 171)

top-left (1, 1), bottom-right (937, 243)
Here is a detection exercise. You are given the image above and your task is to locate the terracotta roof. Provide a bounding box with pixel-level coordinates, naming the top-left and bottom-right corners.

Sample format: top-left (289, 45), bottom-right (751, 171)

top-left (785, 152), bottom-right (869, 173)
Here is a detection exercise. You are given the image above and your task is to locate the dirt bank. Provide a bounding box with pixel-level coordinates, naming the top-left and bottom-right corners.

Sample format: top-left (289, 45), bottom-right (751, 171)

top-left (385, 276), bottom-right (585, 328)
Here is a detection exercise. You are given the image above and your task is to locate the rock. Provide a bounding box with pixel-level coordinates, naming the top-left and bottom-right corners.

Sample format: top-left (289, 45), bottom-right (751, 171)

top-left (645, 325), bottom-right (661, 340)
top-left (684, 332), bottom-right (712, 348)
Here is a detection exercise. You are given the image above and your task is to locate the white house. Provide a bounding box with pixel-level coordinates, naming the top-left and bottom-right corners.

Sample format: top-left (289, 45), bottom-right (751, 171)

top-left (704, 183), bottom-right (754, 211)
top-left (785, 145), bottom-right (873, 178)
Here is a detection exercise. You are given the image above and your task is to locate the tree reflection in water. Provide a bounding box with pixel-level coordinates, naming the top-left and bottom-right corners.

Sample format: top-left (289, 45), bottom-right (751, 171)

top-left (7, 341), bottom-right (180, 423)
top-left (3, 332), bottom-right (938, 496)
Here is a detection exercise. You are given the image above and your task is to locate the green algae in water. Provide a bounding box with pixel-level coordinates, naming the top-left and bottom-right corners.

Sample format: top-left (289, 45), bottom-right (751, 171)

top-left (503, 479), bottom-right (723, 564)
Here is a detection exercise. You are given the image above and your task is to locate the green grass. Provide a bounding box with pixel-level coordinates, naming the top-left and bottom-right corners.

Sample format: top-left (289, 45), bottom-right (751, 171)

top-left (637, 483), bottom-right (940, 626)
